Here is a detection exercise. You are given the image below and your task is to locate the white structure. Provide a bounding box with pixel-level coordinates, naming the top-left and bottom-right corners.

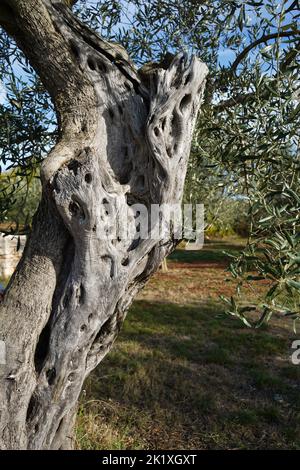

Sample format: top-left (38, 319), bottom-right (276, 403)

top-left (0, 233), bottom-right (26, 279)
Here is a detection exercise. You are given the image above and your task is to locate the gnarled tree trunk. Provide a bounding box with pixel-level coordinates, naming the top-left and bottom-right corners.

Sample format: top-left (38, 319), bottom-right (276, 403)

top-left (0, 0), bottom-right (207, 449)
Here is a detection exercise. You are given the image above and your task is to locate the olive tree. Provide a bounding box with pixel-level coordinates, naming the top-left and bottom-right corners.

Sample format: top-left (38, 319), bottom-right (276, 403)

top-left (1, 0), bottom-right (299, 450)
top-left (0, 0), bottom-right (207, 449)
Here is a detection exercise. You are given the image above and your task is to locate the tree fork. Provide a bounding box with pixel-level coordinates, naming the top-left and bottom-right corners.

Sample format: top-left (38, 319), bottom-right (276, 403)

top-left (0, 0), bottom-right (208, 449)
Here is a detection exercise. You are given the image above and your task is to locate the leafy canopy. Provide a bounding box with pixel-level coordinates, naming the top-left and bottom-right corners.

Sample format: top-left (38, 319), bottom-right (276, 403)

top-left (0, 0), bottom-right (299, 327)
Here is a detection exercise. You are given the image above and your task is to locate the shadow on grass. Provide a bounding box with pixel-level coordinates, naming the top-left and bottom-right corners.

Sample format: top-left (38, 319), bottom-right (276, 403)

top-left (167, 239), bottom-right (246, 265)
top-left (78, 300), bottom-right (300, 450)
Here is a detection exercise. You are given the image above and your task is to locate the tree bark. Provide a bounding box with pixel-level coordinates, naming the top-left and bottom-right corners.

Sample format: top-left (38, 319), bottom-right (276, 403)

top-left (0, 0), bottom-right (208, 449)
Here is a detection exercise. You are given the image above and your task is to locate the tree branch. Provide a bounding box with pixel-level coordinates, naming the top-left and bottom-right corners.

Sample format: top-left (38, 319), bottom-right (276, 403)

top-left (213, 92), bottom-right (256, 112)
top-left (284, 0), bottom-right (299, 14)
top-left (231, 30), bottom-right (300, 73)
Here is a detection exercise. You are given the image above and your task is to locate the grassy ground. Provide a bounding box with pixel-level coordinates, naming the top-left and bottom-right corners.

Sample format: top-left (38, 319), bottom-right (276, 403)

top-left (76, 238), bottom-right (300, 450)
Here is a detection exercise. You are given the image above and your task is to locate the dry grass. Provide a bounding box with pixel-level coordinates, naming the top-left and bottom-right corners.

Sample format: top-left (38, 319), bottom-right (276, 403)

top-left (76, 239), bottom-right (300, 450)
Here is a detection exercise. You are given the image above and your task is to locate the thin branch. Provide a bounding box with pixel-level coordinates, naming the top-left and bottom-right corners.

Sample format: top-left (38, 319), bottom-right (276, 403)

top-left (213, 92), bottom-right (256, 112)
top-left (213, 80), bottom-right (283, 112)
top-left (215, 39), bottom-right (300, 112)
top-left (284, 0), bottom-right (299, 14)
top-left (231, 30), bottom-right (300, 73)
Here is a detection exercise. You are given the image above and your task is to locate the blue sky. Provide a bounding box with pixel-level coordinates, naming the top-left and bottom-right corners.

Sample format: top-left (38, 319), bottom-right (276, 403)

top-left (0, 82), bottom-right (6, 104)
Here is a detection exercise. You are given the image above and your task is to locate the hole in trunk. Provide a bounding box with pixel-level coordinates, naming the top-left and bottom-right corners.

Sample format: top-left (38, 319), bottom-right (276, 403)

top-left (171, 112), bottom-right (181, 137)
top-left (97, 61), bottom-right (107, 73)
top-left (92, 317), bottom-right (113, 345)
top-left (87, 57), bottom-right (96, 70)
top-left (121, 257), bottom-right (129, 266)
top-left (166, 146), bottom-right (172, 158)
top-left (102, 198), bottom-right (109, 216)
top-left (52, 173), bottom-right (61, 193)
top-left (26, 394), bottom-right (39, 423)
top-left (78, 283), bottom-right (85, 305)
top-left (46, 368), bottom-right (56, 385)
top-left (69, 200), bottom-right (85, 221)
top-left (179, 94), bottom-right (192, 112)
top-left (34, 322), bottom-right (51, 373)
top-left (184, 73), bottom-right (192, 85)
top-left (85, 173), bottom-right (92, 183)
top-left (34, 238), bottom-right (75, 375)
top-left (128, 238), bottom-right (140, 251)
top-left (67, 159), bottom-right (82, 175)
top-left (126, 194), bottom-right (137, 207)
top-left (69, 40), bottom-right (80, 59)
